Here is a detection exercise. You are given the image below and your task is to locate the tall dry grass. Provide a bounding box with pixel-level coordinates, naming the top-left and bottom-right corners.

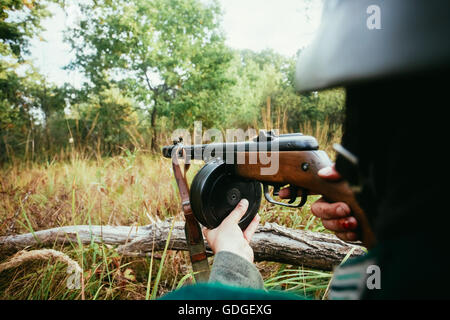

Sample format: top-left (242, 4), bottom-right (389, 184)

top-left (0, 122), bottom-right (343, 300)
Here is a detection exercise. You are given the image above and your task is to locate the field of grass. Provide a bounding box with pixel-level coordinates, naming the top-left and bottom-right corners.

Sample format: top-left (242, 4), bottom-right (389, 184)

top-left (0, 123), bottom-right (343, 300)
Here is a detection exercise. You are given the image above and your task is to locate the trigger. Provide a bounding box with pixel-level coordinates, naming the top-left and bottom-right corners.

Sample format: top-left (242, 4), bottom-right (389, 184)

top-left (288, 186), bottom-right (299, 204)
top-left (273, 185), bottom-right (280, 196)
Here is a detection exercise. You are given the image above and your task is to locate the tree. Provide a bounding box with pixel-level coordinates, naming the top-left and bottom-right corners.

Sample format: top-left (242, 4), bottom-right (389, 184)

top-left (65, 0), bottom-right (233, 150)
top-left (0, 0), bottom-right (52, 60)
top-left (0, 0), bottom-right (66, 163)
top-left (0, 61), bottom-right (67, 162)
top-left (221, 49), bottom-right (345, 133)
top-left (76, 86), bottom-right (138, 154)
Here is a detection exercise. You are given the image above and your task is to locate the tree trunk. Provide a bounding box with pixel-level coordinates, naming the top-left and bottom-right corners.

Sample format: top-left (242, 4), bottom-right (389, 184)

top-left (150, 103), bottom-right (158, 152)
top-left (0, 221), bottom-right (365, 270)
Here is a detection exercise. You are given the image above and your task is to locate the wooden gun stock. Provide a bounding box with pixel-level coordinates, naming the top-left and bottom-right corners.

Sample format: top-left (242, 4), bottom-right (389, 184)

top-left (235, 150), bottom-right (376, 249)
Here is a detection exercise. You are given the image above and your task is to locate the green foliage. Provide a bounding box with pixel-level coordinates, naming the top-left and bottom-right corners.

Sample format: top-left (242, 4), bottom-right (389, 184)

top-left (0, 0), bottom-right (345, 163)
top-left (65, 0), bottom-right (233, 148)
top-left (75, 86), bottom-right (139, 154)
top-left (222, 49), bottom-right (345, 132)
top-left (0, 0), bottom-right (67, 163)
top-left (0, 60), bottom-right (65, 162)
top-left (0, 0), bottom-right (52, 58)
top-left (222, 50), bottom-right (284, 128)
top-left (0, 1), bottom-right (349, 301)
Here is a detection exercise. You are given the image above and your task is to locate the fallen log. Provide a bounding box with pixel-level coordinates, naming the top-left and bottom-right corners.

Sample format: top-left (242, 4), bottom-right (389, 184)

top-left (0, 221), bottom-right (365, 270)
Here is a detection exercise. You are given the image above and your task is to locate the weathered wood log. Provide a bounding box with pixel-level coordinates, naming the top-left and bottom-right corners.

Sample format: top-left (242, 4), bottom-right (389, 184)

top-left (0, 221), bottom-right (365, 270)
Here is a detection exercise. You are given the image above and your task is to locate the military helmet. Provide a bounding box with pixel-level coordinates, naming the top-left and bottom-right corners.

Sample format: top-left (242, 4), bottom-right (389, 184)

top-left (295, 0), bottom-right (450, 92)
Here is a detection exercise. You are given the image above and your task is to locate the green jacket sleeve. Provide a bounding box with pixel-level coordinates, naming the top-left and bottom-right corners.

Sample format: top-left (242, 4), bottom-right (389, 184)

top-left (159, 252), bottom-right (304, 300)
top-left (208, 251), bottom-right (264, 290)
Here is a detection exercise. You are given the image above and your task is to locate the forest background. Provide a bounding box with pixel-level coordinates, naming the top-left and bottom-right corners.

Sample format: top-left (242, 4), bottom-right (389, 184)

top-left (0, 0), bottom-right (347, 299)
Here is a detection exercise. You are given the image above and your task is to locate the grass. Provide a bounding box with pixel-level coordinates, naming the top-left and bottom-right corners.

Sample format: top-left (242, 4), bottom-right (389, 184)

top-left (0, 123), bottom-right (343, 300)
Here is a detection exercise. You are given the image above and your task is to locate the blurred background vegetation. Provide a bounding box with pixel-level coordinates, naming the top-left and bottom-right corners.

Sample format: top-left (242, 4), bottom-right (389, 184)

top-left (1, 0), bottom-right (344, 164)
top-left (0, 0), bottom-right (347, 300)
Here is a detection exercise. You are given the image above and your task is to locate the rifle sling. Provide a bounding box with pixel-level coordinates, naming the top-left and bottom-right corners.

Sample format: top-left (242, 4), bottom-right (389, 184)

top-left (172, 154), bottom-right (210, 282)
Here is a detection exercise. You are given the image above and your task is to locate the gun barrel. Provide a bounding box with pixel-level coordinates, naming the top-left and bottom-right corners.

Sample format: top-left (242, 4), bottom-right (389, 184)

top-left (162, 133), bottom-right (319, 161)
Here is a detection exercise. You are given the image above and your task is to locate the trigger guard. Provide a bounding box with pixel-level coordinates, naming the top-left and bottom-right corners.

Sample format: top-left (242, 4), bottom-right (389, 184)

top-left (263, 184), bottom-right (308, 208)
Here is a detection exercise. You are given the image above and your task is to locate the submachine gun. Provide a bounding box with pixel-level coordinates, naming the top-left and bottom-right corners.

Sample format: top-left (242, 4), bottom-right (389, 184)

top-left (163, 131), bottom-right (375, 281)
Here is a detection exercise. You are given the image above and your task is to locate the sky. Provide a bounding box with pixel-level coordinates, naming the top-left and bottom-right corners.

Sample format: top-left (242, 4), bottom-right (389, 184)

top-left (220, 0), bottom-right (322, 56)
top-left (28, 0), bottom-right (323, 87)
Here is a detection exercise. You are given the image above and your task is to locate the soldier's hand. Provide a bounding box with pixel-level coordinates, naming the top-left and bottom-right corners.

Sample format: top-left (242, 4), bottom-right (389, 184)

top-left (279, 165), bottom-right (359, 242)
top-left (203, 199), bottom-right (260, 263)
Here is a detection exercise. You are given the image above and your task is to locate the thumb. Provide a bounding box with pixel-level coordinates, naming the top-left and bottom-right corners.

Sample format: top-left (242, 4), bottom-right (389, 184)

top-left (224, 199), bottom-right (249, 224)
